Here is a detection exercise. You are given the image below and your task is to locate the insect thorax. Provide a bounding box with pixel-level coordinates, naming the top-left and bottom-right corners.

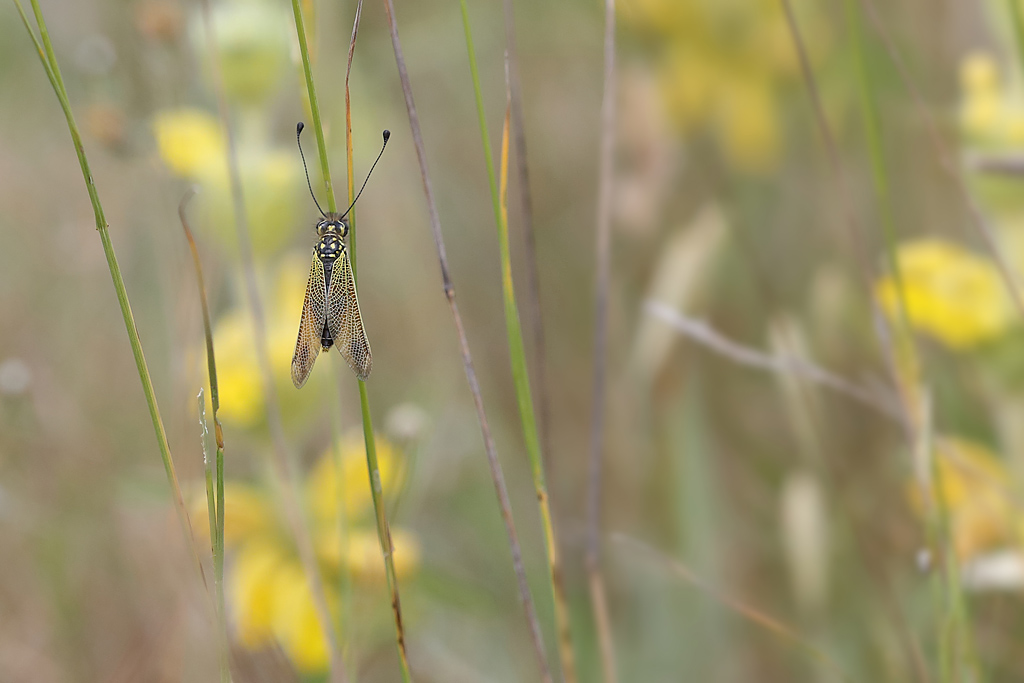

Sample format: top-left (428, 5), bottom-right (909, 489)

top-left (316, 233), bottom-right (344, 263)
top-left (315, 214), bottom-right (347, 265)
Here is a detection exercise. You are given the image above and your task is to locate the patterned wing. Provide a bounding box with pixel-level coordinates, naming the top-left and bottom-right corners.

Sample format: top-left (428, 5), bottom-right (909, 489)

top-left (291, 253), bottom-right (328, 388)
top-left (326, 247), bottom-right (372, 380)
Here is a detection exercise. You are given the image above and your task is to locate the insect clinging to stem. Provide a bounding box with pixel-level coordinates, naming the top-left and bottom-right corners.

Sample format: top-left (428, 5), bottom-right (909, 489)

top-left (291, 122), bottom-right (390, 388)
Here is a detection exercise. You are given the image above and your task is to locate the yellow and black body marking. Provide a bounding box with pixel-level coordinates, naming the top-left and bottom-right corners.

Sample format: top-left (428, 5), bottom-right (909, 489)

top-left (290, 122), bottom-right (388, 388)
top-left (291, 214), bottom-right (372, 387)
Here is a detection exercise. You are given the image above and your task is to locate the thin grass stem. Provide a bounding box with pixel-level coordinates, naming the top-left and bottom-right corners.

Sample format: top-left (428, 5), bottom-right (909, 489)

top-left (458, 2), bottom-right (576, 680)
top-left (197, 2), bottom-right (344, 679)
top-left (326, 4), bottom-right (366, 677)
top-left (501, 0), bottom-right (550, 464)
top-left (379, 1), bottom-right (552, 679)
top-left (844, 0), bottom-right (913, 334)
top-left (291, 0), bottom-right (412, 678)
top-left (15, 0), bottom-right (209, 599)
top-left (856, 0), bottom-right (1024, 321)
top-left (646, 303), bottom-right (902, 420)
top-left (200, 390), bottom-right (218, 548)
top-left (330, 357), bottom-right (355, 681)
top-left (923, 410), bottom-right (982, 682)
top-left (198, 392), bottom-right (230, 683)
top-left (292, 0), bottom-right (335, 213)
top-left (181, 191), bottom-right (231, 683)
top-left (586, 0), bottom-right (619, 681)
top-left (778, 3), bottom-right (944, 679)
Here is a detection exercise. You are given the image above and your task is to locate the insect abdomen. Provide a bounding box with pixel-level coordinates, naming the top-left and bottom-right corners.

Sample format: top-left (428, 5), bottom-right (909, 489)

top-left (320, 260), bottom-right (334, 350)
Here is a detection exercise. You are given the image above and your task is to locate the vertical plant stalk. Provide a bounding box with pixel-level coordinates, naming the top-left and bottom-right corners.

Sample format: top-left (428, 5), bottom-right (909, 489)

top-left (198, 2), bottom-right (344, 680)
top-left (843, 0), bottom-right (925, 459)
top-left (15, 0), bottom-right (209, 596)
top-left (586, 0), bottom-right (618, 681)
top-left (181, 192), bottom-right (231, 683)
top-left (1010, 0), bottom-right (1024, 76)
top-left (918, 398), bottom-right (979, 682)
top-left (293, 0), bottom-right (334, 210)
top-left (844, 0), bottom-right (913, 332)
top-left (379, 1), bottom-right (553, 680)
top-left (344, 0), bottom-right (365, 256)
top-left (782, 1), bottom-right (961, 679)
top-left (842, 13), bottom-right (936, 677)
top-left (325, 4), bottom-right (367, 675)
top-left (777, 0), bottom-right (921, 446)
top-left (343, 4), bottom-right (412, 679)
top-left (855, 0), bottom-right (1024, 320)
top-left (329, 357), bottom-right (354, 678)
top-left (501, 0), bottom-right (551, 460)
top-left (292, 0), bottom-right (412, 679)
top-left (457, 2), bottom-right (577, 680)
top-left (778, 0), bottom-right (874, 281)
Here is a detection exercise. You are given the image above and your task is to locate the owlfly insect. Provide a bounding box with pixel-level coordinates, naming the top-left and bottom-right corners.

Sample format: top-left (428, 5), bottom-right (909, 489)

top-left (291, 122), bottom-right (389, 388)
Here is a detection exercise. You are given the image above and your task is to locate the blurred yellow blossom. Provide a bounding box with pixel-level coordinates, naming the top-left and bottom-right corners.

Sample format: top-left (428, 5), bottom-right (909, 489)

top-left (188, 0), bottom-right (292, 106)
top-left (341, 528), bottom-right (420, 580)
top-left (910, 437), bottom-right (1023, 561)
top-left (202, 252), bottom-right (324, 428)
top-left (959, 51), bottom-right (1024, 148)
top-left (307, 432), bottom-right (404, 524)
top-left (958, 50), bottom-right (1024, 228)
top-left (194, 433), bottom-right (418, 674)
top-left (269, 562), bottom-right (334, 672)
top-left (716, 76), bottom-right (781, 171)
top-left (230, 539), bottom-right (287, 648)
top-left (154, 118), bottom-right (303, 257)
top-left (620, 0), bottom-right (826, 172)
top-left (875, 239), bottom-right (1014, 349)
top-left (153, 107), bottom-right (225, 177)
top-left (196, 146), bottom-right (303, 256)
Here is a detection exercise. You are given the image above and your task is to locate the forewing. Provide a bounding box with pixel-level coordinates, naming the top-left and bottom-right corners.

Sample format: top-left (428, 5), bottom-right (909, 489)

top-left (291, 254), bottom-right (327, 388)
top-left (327, 248), bottom-right (372, 380)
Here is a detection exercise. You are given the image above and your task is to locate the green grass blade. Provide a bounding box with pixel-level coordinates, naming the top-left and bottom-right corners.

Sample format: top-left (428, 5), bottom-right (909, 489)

top-left (181, 192), bottom-right (231, 683)
top-left (291, 1), bottom-right (412, 679)
top-left (16, 0), bottom-right (207, 599)
top-left (292, 0), bottom-right (336, 213)
top-left (457, 2), bottom-right (577, 680)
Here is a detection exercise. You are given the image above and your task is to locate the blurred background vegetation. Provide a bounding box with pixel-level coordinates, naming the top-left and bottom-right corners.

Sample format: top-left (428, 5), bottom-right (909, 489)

top-left (7, 0), bottom-right (1024, 681)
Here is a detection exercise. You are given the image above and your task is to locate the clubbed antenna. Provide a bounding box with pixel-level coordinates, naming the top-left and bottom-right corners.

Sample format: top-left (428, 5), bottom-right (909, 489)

top-left (296, 122), bottom-right (326, 217)
top-left (340, 130), bottom-right (391, 220)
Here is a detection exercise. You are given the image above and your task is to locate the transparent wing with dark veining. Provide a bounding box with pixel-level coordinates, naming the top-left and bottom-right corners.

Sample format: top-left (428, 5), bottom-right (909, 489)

top-left (327, 247), bottom-right (372, 380)
top-left (291, 253), bottom-right (327, 388)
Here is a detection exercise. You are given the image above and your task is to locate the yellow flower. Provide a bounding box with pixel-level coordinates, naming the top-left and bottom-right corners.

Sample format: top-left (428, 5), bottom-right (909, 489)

top-left (153, 110), bottom-right (302, 257)
top-left (194, 434), bottom-right (419, 675)
top-left (342, 529), bottom-right (421, 582)
top-left (188, 0), bottom-right (292, 106)
top-left (910, 437), bottom-right (1022, 561)
top-left (230, 540), bottom-right (287, 648)
top-left (961, 51), bottom-right (998, 96)
top-left (876, 239), bottom-right (1014, 349)
top-left (201, 253), bottom-right (325, 429)
top-left (269, 563), bottom-right (334, 672)
top-left (196, 147), bottom-right (303, 257)
top-left (621, 0), bottom-right (827, 172)
top-left (957, 52), bottom-right (1024, 216)
top-left (959, 51), bottom-right (1024, 150)
top-left (307, 432), bottom-right (405, 525)
top-left (153, 108), bottom-right (225, 177)
top-left (960, 51), bottom-right (1001, 141)
top-left (192, 482), bottom-right (278, 547)
top-left (715, 77), bottom-right (780, 173)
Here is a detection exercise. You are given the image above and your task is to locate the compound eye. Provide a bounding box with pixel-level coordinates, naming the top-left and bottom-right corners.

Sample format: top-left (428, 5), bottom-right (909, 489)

top-left (340, 221), bottom-right (349, 237)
